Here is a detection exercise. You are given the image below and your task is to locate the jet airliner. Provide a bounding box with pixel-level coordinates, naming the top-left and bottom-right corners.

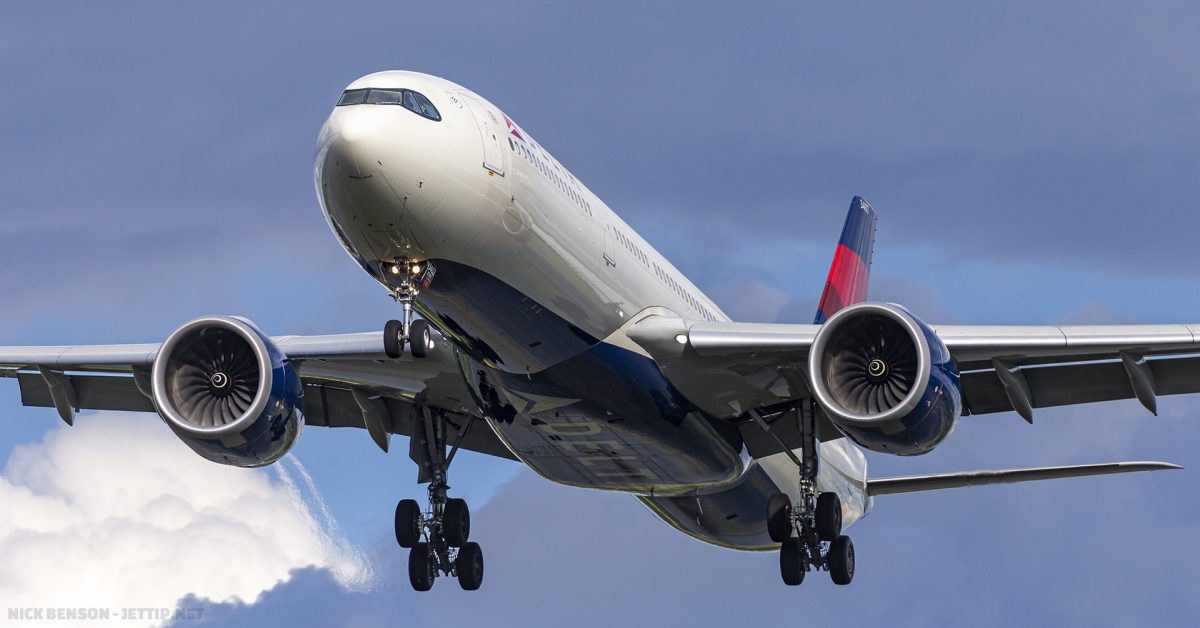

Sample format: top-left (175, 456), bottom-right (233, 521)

top-left (1, 71), bottom-right (1188, 591)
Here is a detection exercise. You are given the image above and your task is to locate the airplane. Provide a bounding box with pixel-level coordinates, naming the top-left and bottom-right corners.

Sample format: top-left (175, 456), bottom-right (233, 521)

top-left (0, 70), bottom-right (1189, 592)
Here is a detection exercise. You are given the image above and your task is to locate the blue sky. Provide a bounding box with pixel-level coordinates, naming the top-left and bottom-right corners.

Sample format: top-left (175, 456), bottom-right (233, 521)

top-left (2, 1), bottom-right (1198, 625)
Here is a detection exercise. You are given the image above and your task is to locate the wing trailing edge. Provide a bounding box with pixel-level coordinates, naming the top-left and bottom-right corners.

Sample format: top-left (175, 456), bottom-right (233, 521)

top-left (867, 461), bottom-right (1182, 496)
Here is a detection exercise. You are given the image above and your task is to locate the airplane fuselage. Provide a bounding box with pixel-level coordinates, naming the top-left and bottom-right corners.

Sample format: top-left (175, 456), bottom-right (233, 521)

top-left (314, 71), bottom-right (868, 549)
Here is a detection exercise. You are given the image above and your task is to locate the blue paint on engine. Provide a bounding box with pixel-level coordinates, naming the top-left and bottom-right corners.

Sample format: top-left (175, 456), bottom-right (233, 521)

top-left (835, 314), bottom-right (962, 456)
top-left (172, 329), bottom-right (305, 468)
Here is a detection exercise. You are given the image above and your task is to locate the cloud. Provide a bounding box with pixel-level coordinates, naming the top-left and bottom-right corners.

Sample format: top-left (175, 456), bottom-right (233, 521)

top-left (0, 414), bottom-right (370, 627)
top-left (870, 275), bottom-right (959, 323)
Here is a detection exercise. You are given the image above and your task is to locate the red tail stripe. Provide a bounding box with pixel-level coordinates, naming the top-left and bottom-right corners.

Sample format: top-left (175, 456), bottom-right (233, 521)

top-left (818, 244), bottom-right (869, 317)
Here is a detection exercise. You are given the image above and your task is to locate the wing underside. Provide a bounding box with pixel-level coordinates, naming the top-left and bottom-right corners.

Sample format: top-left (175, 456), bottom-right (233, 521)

top-left (0, 331), bottom-right (517, 462)
top-left (628, 314), bottom-right (1200, 425)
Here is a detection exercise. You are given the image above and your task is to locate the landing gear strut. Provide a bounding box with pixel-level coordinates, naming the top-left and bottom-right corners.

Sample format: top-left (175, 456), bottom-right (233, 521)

top-left (384, 258), bottom-right (433, 359)
top-left (395, 406), bottom-right (484, 591)
top-left (754, 400), bottom-right (855, 586)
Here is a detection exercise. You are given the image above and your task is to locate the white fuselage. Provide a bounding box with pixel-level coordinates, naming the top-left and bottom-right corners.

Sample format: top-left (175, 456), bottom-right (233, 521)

top-left (314, 71), bottom-right (869, 549)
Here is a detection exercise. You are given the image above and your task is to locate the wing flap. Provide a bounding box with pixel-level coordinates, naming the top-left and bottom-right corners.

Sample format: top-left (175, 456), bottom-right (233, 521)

top-left (868, 461), bottom-right (1181, 496)
top-left (962, 355), bottom-right (1200, 415)
top-left (302, 382), bottom-right (518, 461)
top-left (10, 371), bottom-right (155, 413)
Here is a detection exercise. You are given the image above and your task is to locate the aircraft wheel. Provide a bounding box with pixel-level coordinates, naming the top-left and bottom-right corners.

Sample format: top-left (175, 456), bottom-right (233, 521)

top-left (394, 499), bottom-right (422, 548)
top-left (815, 492), bottom-right (842, 542)
top-left (456, 542), bottom-right (484, 591)
top-left (409, 542), bottom-right (435, 591)
top-left (410, 319), bottom-right (432, 358)
top-left (828, 535), bottom-right (855, 585)
top-left (384, 319), bottom-right (405, 359)
top-left (779, 538), bottom-right (805, 586)
top-left (443, 498), bottom-right (471, 547)
top-left (766, 493), bottom-right (793, 543)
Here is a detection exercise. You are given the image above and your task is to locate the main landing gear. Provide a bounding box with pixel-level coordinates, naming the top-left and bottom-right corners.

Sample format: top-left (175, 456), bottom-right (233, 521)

top-left (754, 401), bottom-right (855, 586)
top-left (395, 406), bottom-right (484, 591)
top-left (383, 257), bottom-right (434, 359)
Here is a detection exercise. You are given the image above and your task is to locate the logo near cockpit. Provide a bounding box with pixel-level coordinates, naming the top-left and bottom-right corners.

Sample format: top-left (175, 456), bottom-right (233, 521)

top-left (502, 113), bottom-right (525, 141)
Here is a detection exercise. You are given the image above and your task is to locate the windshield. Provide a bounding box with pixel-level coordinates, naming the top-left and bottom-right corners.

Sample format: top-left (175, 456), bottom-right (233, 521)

top-left (336, 88), bottom-right (441, 121)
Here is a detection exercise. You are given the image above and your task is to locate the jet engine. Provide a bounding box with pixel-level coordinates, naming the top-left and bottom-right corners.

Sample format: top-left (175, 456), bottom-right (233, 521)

top-left (151, 316), bottom-right (303, 467)
top-left (808, 302), bottom-right (961, 455)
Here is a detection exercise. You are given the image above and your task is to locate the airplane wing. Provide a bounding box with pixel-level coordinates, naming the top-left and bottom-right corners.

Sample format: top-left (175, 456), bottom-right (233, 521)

top-left (0, 329), bottom-right (517, 461)
top-left (625, 312), bottom-right (1200, 452)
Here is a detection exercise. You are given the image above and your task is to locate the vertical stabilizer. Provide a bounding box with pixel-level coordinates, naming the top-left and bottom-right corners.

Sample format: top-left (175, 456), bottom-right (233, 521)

top-left (814, 197), bottom-right (877, 324)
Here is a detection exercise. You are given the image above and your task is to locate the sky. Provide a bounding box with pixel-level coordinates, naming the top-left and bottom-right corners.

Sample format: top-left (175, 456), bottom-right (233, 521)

top-left (1, 1), bottom-right (1198, 626)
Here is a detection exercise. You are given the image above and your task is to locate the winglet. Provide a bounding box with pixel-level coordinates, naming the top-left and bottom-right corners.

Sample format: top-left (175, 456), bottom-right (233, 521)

top-left (814, 197), bottom-right (877, 324)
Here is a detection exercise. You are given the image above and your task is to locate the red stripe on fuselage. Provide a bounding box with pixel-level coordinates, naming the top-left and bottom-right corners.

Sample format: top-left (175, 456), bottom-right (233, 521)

top-left (818, 243), bottom-right (869, 318)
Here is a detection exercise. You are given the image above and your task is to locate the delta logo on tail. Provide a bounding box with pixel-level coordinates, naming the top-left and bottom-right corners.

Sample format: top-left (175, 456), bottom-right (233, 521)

top-left (814, 196), bottom-right (877, 324)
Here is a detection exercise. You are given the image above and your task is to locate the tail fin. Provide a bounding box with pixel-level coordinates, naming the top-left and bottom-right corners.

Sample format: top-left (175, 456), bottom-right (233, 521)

top-left (814, 196), bottom-right (877, 324)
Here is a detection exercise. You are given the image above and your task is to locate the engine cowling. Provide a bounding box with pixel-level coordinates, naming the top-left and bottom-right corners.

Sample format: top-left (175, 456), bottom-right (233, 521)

top-left (151, 316), bottom-right (303, 467)
top-left (808, 302), bottom-right (961, 455)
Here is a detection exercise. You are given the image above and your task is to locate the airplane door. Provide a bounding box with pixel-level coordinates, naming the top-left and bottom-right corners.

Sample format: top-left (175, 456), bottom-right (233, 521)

top-left (461, 95), bottom-right (505, 176)
top-left (603, 223), bottom-right (616, 268)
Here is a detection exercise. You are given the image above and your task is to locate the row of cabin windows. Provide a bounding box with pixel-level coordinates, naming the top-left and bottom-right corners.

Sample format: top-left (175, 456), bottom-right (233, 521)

top-left (500, 133), bottom-right (719, 323)
top-left (508, 137), bottom-right (593, 217)
top-left (614, 229), bottom-right (649, 267)
top-left (615, 227), bottom-right (718, 322)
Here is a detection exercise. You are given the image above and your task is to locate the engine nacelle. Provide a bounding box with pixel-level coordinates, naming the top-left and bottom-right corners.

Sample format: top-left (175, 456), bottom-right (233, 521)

top-left (808, 302), bottom-right (961, 456)
top-left (151, 316), bottom-right (303, 467)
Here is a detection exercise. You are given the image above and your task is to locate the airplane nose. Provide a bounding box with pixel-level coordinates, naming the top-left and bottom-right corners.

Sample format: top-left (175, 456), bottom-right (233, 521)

top-left (320, 106), bottom-right (399, 177)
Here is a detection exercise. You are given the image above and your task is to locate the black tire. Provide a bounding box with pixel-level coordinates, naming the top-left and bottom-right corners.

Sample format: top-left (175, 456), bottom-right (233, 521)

top-left (779, 538), bottom-right (805, 586)
top-left (828, 535), bottom-right (855, 585)
top-left (384, 319), bottom-right (404, 359)
top-left (408, 543), bottom-right (435, 591)
top-left (394, 499), bottom-right (422, 548)
top-left (410, 319), bottom-right (432, 358)
top-left (766, 493), bottom-right (793, 543)
top-left (443, 498), bottom-right (470, 547)
top-left (456, 542), bottom-right (484, 591)
top-left (815, 492), bottom-right (842, 542)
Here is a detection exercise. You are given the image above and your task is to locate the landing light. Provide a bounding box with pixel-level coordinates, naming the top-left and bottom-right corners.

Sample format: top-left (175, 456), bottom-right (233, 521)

top-left (411, 264), bottom-right (422, 275)
top-left (675, 334), bottom-right (688, 345)
top-left (389, 265), bottom-right (401, 275)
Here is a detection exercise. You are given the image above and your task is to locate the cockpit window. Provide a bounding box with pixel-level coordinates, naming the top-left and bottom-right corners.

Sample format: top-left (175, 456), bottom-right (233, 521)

top-left (336, 88), bottom-right (441, 121)
top-left (401, 91), bottom-right (440, 121)
top-left (337, 88), bottom-right (369, 106)
top-left (365, 89), bottom-right (404, 105)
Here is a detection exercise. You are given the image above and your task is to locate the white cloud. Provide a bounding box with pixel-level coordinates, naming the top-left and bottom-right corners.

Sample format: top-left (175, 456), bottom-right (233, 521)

top-left (0, 413), bottom-right (371, 627)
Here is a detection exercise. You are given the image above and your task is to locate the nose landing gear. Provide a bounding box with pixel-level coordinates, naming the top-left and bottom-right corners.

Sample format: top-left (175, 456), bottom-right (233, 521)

top-left (383, 258), bottom-right (434, 359)
top-left (385, 318), bottom-right (432, 359)
top-left (395, 406), bottom-right (485, 591)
